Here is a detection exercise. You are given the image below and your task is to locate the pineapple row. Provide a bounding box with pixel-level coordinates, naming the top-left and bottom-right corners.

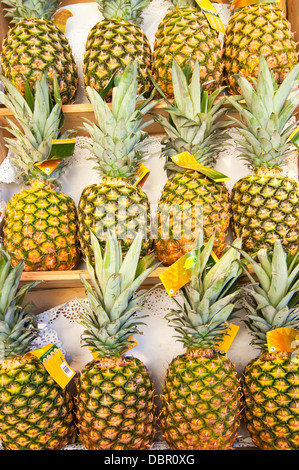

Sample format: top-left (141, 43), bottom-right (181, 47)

top-left (0, 54), bottom-right (298, 272)
top-left (0, 0), bottom-right (298, 103)
top-left (0, 229), bottom-right (298, 451)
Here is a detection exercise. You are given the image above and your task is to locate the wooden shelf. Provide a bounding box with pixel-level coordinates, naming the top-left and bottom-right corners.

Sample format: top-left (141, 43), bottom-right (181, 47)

top-left (20, 267), bottom-right (165, 290)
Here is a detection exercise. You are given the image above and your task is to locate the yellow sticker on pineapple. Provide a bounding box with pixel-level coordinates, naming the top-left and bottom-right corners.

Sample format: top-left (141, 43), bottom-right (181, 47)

top-left (160, 252), bottom-right (197, 296)
top-left (267, 327), bottom-right (299, 354)
top-left (52, 9), bottom-right (73, 32)
top-left (130, 164), bottom-right (150, 188)
top-left (171, 152), bottom-right (230, 182)
top-left (195, 0), bottom-right (225, 33)
top-left (34, 159), bottom-right (61, 175)
top-left (216, 324), bottom-right (240, 353)
top-left (30, 344), bottom-right (75, 389)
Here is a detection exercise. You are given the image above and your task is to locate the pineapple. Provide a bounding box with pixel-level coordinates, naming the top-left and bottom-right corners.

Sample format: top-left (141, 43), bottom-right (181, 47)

top-left (152, 59), bottom-right (231, 266)
top-left (75, 230), bottom-right (160, 450)
top-left (0, 0), bottom-right (78, 104)
top-left (83, 0), bottom-right (152, 98)
top-left (0, 73), bottom-right (80, 271)
top-left (152, 0), bottom-right (224, 99)
top-left (226, 55), bottom-right (299, 256)
top-left (160, 234), bottom-right (242, 450)
top-left (0, 245), bottom-right (75, 450)
top-left (237, 240), bottom-right (299, 450)
top-left (223, 1), bottom-right (298, 95)
top-left (78, 61), bottom-right (159, 262)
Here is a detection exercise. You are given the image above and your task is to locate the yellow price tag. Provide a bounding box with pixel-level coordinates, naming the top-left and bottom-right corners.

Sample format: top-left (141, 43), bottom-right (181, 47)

top-left (160, 252), bottom-right (197, 296)
top-left (30, 344), bottom-right (75, 389)
top-left (52, 9), bottom-right (73, 32)
top-left (34, 159), bottom-right (61, 175)
top-left (195, 0), bottom-right (225, 33)
top-left (231, 0), bottom-right (278, 10)
top-left (171, 151), bottom-right (230, 182)
top-left (130, 164), bottom-right (150, 188)
top-left (216, 324), bottom-right (240, 353)
top-left (267, 327), bottom-right (299, 354)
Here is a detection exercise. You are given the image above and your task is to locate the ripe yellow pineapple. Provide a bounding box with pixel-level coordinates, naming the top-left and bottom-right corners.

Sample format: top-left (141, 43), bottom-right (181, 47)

top-left (0, 246), bottom-right (75, 450)
top-left (237, 240), bottom-right (299, 450)
top-left (0, 0), bottom-right (78, 104)
top-left (0, 73), bottom-right (80, 271)
top-left (152, 59), bottom-right (231, 266)
top-left (223, 0), bottom-right (298, 94)
top-left (152, 0), bottom-right (224, 99)
top-left (160, 234), bottom-right (242, 449)
top-left (83, 0), bottom-right (152, 98)
top-left (75, 231), bottom-right (160, 450)
top-left (227, 55), bottom-right (299, 255)
top-left (78, 61), bottom-right (159, 262)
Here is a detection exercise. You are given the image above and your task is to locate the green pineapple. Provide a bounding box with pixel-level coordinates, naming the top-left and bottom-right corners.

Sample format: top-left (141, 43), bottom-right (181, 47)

top-left (0, 73), bottom-right (80, 271)
top-left (237, 240), bottom-right (299, 450)
top-left (83, 0), bottom-right (152, 98)
top-left (0, 0), bottom-right (78, 104)
top-left (0, 245), bottom-right (75, 450)
top-left (227, 54), bottom-right (299, 255)
top-left (78, 61), bottom-right (159, 261)
top-left (153, 59), bottom-right (231, 266)
top-left (75, 230), bottom-right (160, 449)
top-left (160, 234), bottom-right (242, 449)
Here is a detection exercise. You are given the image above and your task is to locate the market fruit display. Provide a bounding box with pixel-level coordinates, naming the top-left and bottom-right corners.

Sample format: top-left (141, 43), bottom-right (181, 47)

top-left (152, 0), bottom-right (224, 99)
top-left (0, 0), bottom-right (78, 104)
top-left (159, 234), bottom-right (242, 450)
top-left (0, 74), bottom-right (80, 271)
top-left (78, 61), bottom-right (159, 262)
top-left (223, 0), bottom-right (298, 95)
top-left (153, 59), bottom-right (231, 265)
top-left (237, 240), bottom-right (299, 450)
top-left (0, 245), bottom-right (75, 450)
top-left (227, 55), bottom-right (299, 255)
top-left (75, 231), bottom-right (159, 450)
top-left (83, 0), bottom-right (152, 98)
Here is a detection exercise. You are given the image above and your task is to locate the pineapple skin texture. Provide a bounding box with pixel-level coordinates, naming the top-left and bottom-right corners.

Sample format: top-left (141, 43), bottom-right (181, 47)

top-left (231, 169), bottom-right (299, 256)
top-left (83, 18), bottom-right (153, 97)
top-left (1, 18), bottom-right (78, 105)
top-left (160, 348), bottom-right (241, 450)
top-left (154, 170), bottom-right (231, 266)
top-left (76, 356), bottom-right (156, 450)
top-left (78, 180), bottom-right (152, 261)
top-left (0, 354), bottom-right (75, 450)
top-left (3, 181), bottom-right (80, 271)
top-left (243, 352), bottom-right (299, 450)
top-left (153, 7), bottom-right (224, 99)
top-left (223, 4), bottom-right (298, 95)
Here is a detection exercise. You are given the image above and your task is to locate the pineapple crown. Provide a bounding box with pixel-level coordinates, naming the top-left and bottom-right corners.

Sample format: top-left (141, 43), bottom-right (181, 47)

top-left (81, 61), bottom-right (160, 179)
top-left (0, 73), bottom-right (74, 185)
top-left (1, 0), bottom-right (61, 22)
top-left (77, 231), bottom-right (160, 358)
top-left (96, 0), bottom-right (151, 24)
top-left (152, 59), bottom-right (229, 173)
top-left (236, 241), bottom-right (299, 352)
top-left (165, 234), bottom-right (243, 350)
top-left (0, 245), bottom-right (39, 360)
top-left (171, 0), bottom-right (199, 8)
top-left (227, 55), bottom-right (299, 169)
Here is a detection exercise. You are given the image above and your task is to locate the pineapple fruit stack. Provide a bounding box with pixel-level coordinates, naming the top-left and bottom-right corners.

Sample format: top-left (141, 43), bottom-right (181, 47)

top-left (153, 59), bottom-right (231, 265)
top-left (152, 0), bottom-right (224, 98)
top-left (83, 0), bottom-right (152, 98)
top-left (0, 73), bottom-right (80, 271)
top-left (0, 0), bottom-right (78, 104)
top-left (223, 0), bottom-right (298, 95)
top-left (78, 61), bottom-right (158, 261)
top-left (75, 231), bottom-right (160, 450)
top-left (160, 234), bottom-right (242, 450)
top-left (0, 245), bottom-right (75, 450)
top-left (227, 55), bottom-right (299, 256)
